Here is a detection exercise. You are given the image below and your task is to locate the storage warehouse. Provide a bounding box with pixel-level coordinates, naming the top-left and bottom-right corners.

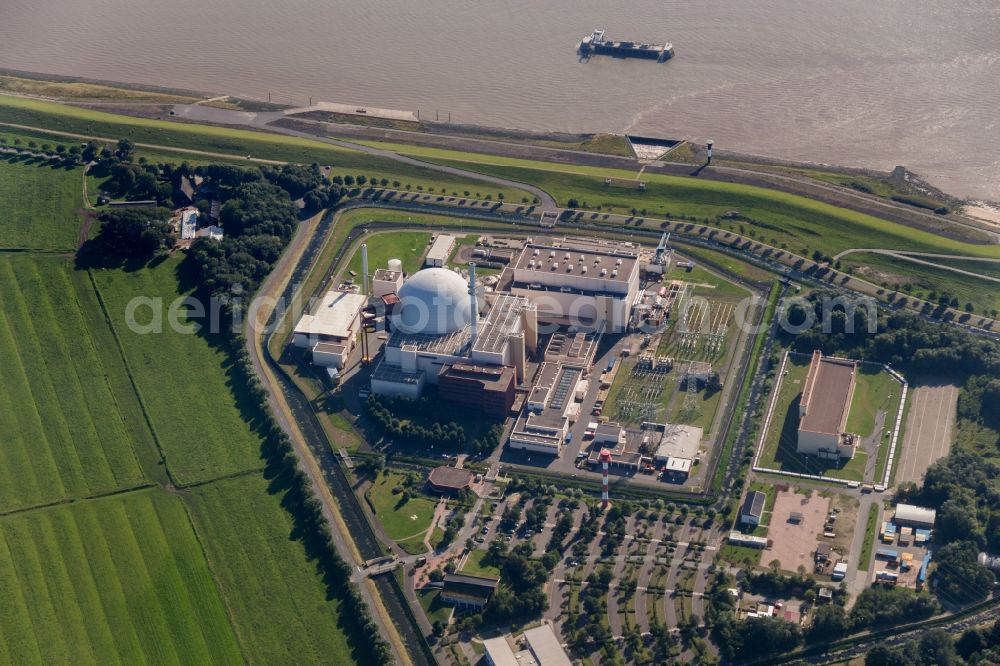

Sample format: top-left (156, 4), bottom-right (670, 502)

top-left (797, 350), bottom-right (859, 459)
top-left (894, 503), bottom-right (937, 529)
top-left (425, 234), bottom-right (456, 267)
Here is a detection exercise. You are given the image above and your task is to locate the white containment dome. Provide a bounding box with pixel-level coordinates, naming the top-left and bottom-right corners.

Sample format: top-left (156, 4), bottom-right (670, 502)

top-left (391, 268), bottom-right (471, 335)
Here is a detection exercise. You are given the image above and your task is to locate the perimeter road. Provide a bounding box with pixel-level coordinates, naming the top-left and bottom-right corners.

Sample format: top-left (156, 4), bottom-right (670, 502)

top-left (245, 211), bottom-right (413, 666)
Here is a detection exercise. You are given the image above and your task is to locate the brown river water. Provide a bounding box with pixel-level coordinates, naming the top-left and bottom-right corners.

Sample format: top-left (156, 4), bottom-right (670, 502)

top-left (2, 0), bottom-right (998, 200)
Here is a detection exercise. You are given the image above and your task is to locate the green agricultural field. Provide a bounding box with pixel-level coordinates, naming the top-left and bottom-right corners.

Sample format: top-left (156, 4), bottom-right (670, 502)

top-left (91, 256), bottom-right (265, 484)
top-left (0, 255), bottom-right (148, 511)
top-left (184, 474), bottom-right (364, 665)
top-left (0, 157), bottom-right (83, 250)
top-left (365, 471), bottom-right (437, 545)
top-left (0, 489), bottom-right (242, 665)
top-left (346, 230), bottom-right (431, 278)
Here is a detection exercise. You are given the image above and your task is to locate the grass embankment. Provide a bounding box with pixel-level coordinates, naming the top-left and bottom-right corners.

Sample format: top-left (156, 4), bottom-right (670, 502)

top-left (2, 124), bottom-right (239, 170)
top-left (839, 252), bottom-right (1000, 316)
top-left (91, 256), bottom-right (266, 485)
top-left (0, 74), bottom-right (201, 104)
top-left (0, 158), bottom-right (83, 250)
top-left (0, 94), bottom-right (532, 201)
top-left (295, 110), bottom-right (634, 157)
top-left (342, 138), bottom-right (997, 255)
top-left (366, 472), bottom-right (436, 550)
top-left (185, 474), bottom-right (364, 664)
top-left (0, 256), bottom-right (149, 510)
top-left (0, 489), bottom-right (242, 664)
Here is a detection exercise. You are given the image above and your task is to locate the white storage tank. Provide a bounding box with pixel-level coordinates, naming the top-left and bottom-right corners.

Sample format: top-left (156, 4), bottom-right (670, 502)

top-left (388, 258), bottom-right (403, 273)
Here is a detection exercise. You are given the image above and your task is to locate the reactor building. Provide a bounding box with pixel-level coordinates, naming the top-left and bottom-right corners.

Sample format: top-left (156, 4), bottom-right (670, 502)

top-left (369, 264), bottom-right (538, 415)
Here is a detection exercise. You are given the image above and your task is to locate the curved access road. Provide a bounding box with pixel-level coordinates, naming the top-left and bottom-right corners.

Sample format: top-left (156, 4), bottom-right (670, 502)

top-left (834, 248), bottom-right (1000, 284)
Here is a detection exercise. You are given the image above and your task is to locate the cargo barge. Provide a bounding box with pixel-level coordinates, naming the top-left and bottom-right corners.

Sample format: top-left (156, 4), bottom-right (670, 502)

top-left (579, 28), bottom-right (674, 62)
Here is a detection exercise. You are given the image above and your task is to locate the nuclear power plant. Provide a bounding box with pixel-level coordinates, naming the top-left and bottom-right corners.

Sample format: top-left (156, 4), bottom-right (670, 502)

top-left (294, 232), bottom-right (659, 458)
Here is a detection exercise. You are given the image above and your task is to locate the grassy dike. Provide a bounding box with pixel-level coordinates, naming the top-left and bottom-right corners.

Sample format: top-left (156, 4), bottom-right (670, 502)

top-left (0, 95), bottom-right (532, 201)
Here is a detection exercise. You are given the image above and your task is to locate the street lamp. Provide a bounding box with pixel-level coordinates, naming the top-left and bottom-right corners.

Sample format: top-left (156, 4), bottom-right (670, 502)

top-left (706, 140), bottom-right (714, 164)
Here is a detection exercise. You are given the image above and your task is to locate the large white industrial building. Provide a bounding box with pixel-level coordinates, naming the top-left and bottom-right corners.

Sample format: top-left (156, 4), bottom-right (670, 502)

top-left (506, 239), bottom-right (641, 333)
top-left (797, 350), bottom-right (859, 459)
top-left (292, 290), bottom-right (368, 369)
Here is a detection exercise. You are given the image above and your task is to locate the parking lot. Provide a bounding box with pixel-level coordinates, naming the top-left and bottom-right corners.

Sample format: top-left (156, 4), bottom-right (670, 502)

top-left (896, 381), bottom-right (958, 485)
top-left (767, 489), bottom-right (831, 573)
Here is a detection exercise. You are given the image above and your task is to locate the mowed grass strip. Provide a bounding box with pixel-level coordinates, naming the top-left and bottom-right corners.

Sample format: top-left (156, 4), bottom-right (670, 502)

top-left (0, 489), bottom-right (242, 665)
top-left (91, 256), bottom-right (265, 484)
top-left (184, 474), bottom-right (363, 665)
top-left (0, 158), bottom-right (83, 250)
top-left (0, 256), bottom-right (146, 511)
top-left (346, 230), bottom-right (431, 278)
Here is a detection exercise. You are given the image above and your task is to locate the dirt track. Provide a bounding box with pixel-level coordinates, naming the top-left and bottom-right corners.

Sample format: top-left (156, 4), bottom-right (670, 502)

top-left (895, 381), bottom-right (958, 485)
